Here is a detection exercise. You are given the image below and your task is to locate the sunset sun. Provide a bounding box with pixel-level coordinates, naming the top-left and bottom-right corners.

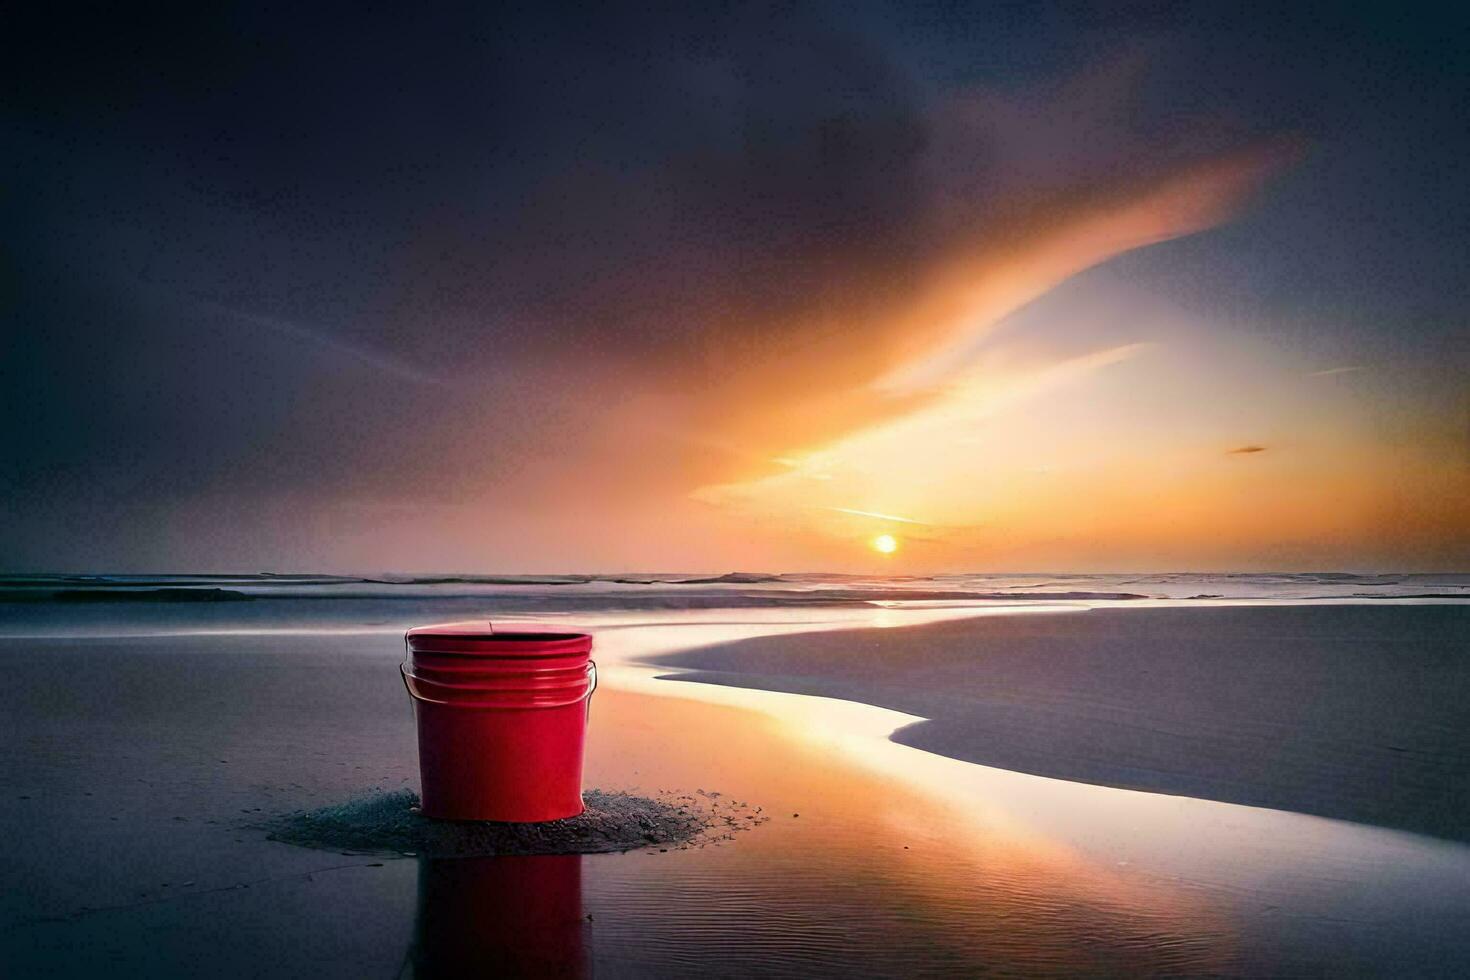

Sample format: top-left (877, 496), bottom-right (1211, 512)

top-left (871, 534), bottom-right (898, 555)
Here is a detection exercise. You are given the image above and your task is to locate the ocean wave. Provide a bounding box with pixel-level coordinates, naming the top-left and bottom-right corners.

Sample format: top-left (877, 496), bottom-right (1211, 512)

top-left (1, 571), bottom-right (1465, 606)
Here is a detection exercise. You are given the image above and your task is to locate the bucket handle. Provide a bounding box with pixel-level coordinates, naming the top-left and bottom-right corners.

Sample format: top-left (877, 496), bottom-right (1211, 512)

top-left (400, 659), bottom-right (599, 709)
top-left (585, 659), bottom-right (597, 723)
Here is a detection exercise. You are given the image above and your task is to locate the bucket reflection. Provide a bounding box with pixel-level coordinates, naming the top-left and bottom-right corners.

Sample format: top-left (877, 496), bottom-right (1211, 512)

top-left (412, 854), bottom-right (588, 978)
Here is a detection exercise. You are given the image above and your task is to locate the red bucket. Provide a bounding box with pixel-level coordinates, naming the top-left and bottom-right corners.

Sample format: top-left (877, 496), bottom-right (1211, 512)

top-left (402, 622), bottom-right (596, 822)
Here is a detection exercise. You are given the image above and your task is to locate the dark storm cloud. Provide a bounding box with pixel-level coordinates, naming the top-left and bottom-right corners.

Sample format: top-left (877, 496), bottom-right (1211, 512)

top-left (4, 3), bottom-right (936, 509)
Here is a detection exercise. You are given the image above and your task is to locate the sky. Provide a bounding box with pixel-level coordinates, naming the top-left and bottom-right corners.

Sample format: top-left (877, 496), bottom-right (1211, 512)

top-left (3, 1), bottom-right (1467, 573)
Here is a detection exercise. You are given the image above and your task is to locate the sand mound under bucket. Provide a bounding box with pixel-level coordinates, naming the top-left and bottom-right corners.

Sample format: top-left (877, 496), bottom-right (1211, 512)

top-left (263, 788), bottom-right (765, 857)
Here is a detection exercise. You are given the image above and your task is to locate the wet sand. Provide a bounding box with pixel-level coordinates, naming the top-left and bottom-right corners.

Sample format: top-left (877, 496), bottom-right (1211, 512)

top-left (654, 603), bottom-right (1470, 842)
top-left (3, 614), bottom-right (1469, 976)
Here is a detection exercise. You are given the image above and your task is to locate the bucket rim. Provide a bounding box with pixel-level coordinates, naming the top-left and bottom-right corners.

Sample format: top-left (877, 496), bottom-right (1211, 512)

top-left (405, 621), bottom-right (592, 656)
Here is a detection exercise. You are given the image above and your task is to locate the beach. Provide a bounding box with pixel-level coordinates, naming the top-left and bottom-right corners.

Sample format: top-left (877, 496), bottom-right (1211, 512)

top-left (3, 582), bottom-right (1469, 975)
top-left (653, 602), bottom-right (1470, 841)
